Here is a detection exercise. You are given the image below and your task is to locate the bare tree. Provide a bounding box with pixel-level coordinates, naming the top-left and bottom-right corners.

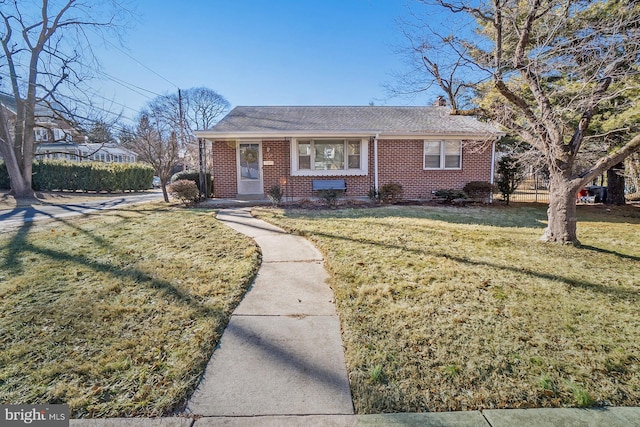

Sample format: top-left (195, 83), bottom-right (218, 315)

top-left (183, 87), bottom-right (230, 132)
top-left (158, 87), bottom-right (229, 168)
top-left (389, 12), bottom-right (482, 113)
top-left (127, 103), bottom-right (179, 203)
top-left (124, 88), bottom-right (227, 201)
top-left (0, 0), bottom-right (132, 200)
top-left (405, 0), bottom-right (640, 243)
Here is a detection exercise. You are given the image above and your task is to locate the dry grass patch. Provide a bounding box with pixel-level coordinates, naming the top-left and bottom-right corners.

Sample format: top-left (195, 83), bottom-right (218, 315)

top-left (0, 204), bottom-right (260, 417)
top-left (254, 204), bottom-right (640, 413)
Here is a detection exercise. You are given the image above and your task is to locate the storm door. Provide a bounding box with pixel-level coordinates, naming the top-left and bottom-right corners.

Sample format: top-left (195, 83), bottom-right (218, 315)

top-left (237, 142), bottom-right (263, 195)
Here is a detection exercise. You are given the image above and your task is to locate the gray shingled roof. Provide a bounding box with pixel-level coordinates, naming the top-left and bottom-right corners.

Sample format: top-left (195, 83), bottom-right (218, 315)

top-left (205, 106), bottom-right (502, 136)
top-left (0, 92), bottom-right (58, 117)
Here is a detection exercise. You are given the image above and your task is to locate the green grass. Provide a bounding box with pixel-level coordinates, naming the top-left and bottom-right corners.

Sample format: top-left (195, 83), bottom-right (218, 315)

top-left (254, 203), bottom-right (640, 413)
top-left (0, 204), bottom-right (260, 417)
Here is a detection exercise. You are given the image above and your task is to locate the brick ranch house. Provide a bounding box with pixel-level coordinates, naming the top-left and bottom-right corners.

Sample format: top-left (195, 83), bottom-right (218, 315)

top-left (195, 106), bottom-right (504, 200)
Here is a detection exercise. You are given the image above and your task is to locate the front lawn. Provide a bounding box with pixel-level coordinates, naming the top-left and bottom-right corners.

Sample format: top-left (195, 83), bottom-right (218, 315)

top-left (0, 204), bottom-right (260, 417)
top-left (254, 203), bottom-right (640, 413)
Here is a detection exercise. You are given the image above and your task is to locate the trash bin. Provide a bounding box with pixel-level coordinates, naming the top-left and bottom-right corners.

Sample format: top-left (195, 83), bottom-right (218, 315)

top-left (586, 185), bottom-right (607, 203)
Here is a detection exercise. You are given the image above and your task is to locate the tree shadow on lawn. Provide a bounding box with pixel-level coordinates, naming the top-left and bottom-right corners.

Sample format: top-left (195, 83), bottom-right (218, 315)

top-left (283, 203), bottom-right (550, 230)
top-left (0, 214), bottom-right (229, 415)
top-left (309, 228), bottom-right (640, 301)
top-left (1, 205), bottom-right (120, 275)
top-left (578, 244), bottom-right (640, 263)
top-left (284, 202), bottom-right (640, 230)
top-left (1, 213), bottom-right (217, 316)
top-left (1, 202), bottom-right (178, 275)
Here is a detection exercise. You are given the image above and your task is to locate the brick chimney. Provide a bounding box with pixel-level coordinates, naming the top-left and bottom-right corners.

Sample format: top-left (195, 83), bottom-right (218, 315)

top-left (434, 96), bottom-right (447, 107)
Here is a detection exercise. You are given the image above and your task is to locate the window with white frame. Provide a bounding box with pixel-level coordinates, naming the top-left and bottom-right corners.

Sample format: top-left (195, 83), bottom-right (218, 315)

top-left (34, 128), bottom-right (49, 141)
top-left (424, 140), bottom-right (462, 169)
top-left (293, 138), bottom-right (367, 175)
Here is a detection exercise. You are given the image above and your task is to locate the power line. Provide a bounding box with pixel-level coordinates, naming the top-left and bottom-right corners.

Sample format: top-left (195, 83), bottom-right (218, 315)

top-left (101, 37), bottom-right (180, 89)
top-left (54, 92), bottom-right (136, 120)
top-left (96, 70), bottom-right (164, 99)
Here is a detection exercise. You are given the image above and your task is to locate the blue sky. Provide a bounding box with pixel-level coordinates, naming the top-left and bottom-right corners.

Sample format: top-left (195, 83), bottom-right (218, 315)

top-left (91, 0), bottom-right (442, 124)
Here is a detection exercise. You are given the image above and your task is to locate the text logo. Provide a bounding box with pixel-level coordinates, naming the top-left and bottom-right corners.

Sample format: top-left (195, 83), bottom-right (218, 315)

top-left (1, 405), bottom-right (69, 426)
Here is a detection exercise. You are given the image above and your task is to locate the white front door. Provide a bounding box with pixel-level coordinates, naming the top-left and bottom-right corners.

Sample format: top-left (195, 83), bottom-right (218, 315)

top-left (237, 142), bottom-right (263, 195)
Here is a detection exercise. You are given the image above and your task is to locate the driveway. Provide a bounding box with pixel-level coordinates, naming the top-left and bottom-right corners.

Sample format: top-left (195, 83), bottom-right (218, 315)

top-left (0, 191), bottom-right (163, 232)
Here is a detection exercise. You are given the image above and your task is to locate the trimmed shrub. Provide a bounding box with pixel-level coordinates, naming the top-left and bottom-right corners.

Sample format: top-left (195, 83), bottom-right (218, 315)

top-left (379, 182), bottom-right (404, 204)
top-left (463, 181), bottom-right (494, 202)
top-left (434, 189), bottom-right (468, 203)
top-left (31, 160), bottom-right (153, 192)
top-left (168, 179), bottom-right (200, 206)
top-left (318, 189), bottom-right (342, 208)
top-left (171, 170), bottom-right (212, 197)
top-left (267, 185), bottom-right (284, 206)
top-left (1, 160), bottom-right (153, 192)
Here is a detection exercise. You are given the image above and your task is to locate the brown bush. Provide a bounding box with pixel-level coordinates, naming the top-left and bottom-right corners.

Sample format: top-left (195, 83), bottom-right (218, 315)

top-left (168, 179), bottom-right (199, 206)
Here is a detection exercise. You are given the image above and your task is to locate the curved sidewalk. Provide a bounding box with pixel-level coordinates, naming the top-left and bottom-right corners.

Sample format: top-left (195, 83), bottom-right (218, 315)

top-left (186, 207), bottom-right (355, 417)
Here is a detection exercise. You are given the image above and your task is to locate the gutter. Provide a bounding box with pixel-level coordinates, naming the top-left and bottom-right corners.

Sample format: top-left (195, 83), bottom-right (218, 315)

top-left (194, 130), bottom-right (505, 141)
top-left (373, 133), bottom-right (379, 193)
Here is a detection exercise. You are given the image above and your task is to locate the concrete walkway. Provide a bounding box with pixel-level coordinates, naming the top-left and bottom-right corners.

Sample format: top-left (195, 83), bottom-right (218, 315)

top-left (186, 208), bottom-right (354, 417)
top-left (69, 207), bottom-right (640, 426)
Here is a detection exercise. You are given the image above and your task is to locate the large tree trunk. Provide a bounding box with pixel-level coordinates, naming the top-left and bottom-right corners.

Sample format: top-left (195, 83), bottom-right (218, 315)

top-left (8, 172), bottom-right (34, 200)
top-left (0, 141), bottom-right (35, 201)
top-left (3, 159), bottom-right (33, 198)
top-left (542, 177), bottom-right (580, 244)
top-left (606, 163), bottom-right (625, 205)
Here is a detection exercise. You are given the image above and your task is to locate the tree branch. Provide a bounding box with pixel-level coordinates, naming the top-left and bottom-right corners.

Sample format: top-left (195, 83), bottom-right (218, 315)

top-left (577, 133), bottom-right (640, 186)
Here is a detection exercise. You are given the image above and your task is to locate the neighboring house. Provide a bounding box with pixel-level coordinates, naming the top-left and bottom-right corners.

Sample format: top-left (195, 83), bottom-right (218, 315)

top-left (195, 106), bottom-right (504, 199)
top-left (0, 92), bottom-right (84, 144)
top-left (0, 92), bottom-right (136, 164)
top-left (34, 142), bottom-right (137, 163)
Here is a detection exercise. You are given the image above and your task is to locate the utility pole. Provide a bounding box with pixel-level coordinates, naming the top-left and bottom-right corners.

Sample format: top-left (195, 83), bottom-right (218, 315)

top-left (178, 88), bottom-right (186, 171)
top-left (198, 138), bottom-right (206, 199)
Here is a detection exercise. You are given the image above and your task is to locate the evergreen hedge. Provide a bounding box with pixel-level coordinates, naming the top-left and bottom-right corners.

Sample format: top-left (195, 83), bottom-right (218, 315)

top-left (0, 160), bottom-right (154, 192)
top-left (0, 162), bottom-right (9, 190)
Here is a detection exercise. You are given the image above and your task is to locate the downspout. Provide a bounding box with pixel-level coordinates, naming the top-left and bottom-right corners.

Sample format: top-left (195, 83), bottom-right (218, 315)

top-left (374, 133), bottom-right (379, 193)
top-left (489, 138), bottom-right (497, 203)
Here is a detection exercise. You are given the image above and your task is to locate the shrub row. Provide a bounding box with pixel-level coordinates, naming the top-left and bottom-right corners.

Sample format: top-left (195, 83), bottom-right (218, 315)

top-left (435, 181), bottom-right (494, 203)
top-left (0, 160), bottom-right (154, 192)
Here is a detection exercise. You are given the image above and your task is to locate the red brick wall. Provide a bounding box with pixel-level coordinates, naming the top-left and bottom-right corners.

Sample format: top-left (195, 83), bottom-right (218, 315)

top-left (211, 140), bottom-right (237, 198)
top-left (377, 139), bottom-right (493, 199)
top-left (211, 138), bottom-right (492, 199)
top-left (262, 140), bottom-right (290, 192)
